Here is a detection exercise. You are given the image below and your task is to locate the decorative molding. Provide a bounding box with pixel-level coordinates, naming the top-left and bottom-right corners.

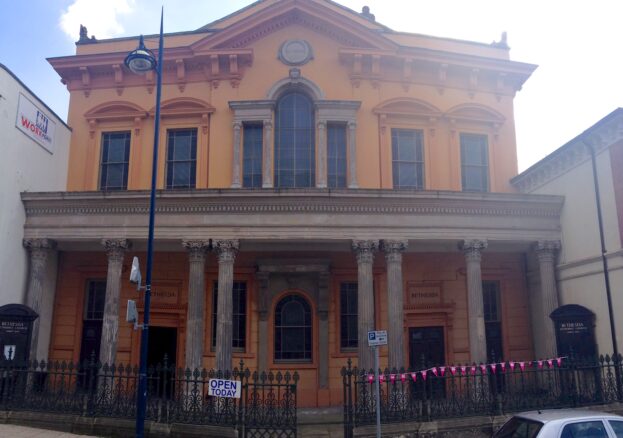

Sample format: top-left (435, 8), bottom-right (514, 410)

top-left (182, 239), bottom-right (210, 262)
top-left (101, 238), bottom-right (130, 262)
top-left (22, 190), bottom-right (564, 218)
top-left (382, 239), bottom-right (408, 263)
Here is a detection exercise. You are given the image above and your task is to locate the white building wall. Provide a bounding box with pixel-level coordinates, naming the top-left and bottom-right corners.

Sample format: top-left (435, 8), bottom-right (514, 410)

top-left (0, 65), bottom-right (69, 311)
top-left (529, 144), bottom-right (623, 354)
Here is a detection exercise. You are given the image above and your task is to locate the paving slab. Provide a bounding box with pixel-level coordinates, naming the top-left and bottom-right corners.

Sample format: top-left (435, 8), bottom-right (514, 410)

top-left (0, 424), bottom-right (99, 437)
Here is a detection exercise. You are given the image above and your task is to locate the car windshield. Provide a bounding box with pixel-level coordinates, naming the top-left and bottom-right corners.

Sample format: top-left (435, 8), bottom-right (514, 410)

top-left (495, 417), bottom-right (544, 438)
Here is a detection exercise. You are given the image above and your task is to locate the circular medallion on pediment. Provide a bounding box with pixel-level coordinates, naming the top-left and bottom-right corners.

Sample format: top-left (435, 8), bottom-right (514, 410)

top-left (278, 40), bottom-right (313, 66)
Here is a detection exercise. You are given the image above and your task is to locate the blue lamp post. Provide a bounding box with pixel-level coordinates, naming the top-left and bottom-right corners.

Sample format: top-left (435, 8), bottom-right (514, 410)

top-left (124, 8), bottom-right (163, 438)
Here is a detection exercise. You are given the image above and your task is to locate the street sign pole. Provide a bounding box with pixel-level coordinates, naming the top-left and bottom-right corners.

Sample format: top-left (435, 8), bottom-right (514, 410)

top-left (367, 330), bottom-right (387, 438)
top-left (374, 345), bottom-right (381, 438)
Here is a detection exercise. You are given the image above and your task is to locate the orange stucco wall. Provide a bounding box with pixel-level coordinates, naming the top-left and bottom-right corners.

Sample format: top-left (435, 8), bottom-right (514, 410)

top-left (50, 250), bottom-right (533, 407)
top-left (61, 15), bottom-right (522, 193)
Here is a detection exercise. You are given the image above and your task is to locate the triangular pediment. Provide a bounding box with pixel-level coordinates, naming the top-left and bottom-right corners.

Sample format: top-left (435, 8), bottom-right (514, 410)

top-left (84, 101), bottom-right (148, 121)
top-left (191, 0), bottom-right (397, 52)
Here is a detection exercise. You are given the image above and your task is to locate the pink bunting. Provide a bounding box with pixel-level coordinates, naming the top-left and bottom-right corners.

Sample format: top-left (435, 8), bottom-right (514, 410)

top-left (368, 374), bottom-right (374, 384)
top-left (557, 357), bottom-right (563, 367)
top-left (440, 366), bottom-right (446, 377)
top-left (480, 364), bottom-right (487, 374)
top-left (379, 374), bottom-right (385, 383)
top-left (450, 366), bottom-right (457, 376)
top-left (537, 360), bottom-right (543, 369)
top-left (411, 372), bottom-right (417, 382)
top-left (400, 373), bottom-right (406, 382)
top-left (421, 370), bottom-right (427, 380)
top-left (519, 362), bottom-right (525, 372)
top-left (431, 368), bottom-right (438, 377)
top-left (490, 364), bottom-right (497, 374)
top-left (460, 366), bottom-right (467, 376)
top-left (390, 374), bottom-right (396, 383)
top-left (509, 361), bottom-right (516, 371)
top-left (470, 366), bottom-right (476, 375)
top-left (500, 363), bottom-right (506, 373)
top-left (547, 359), bottom-right (553, 368)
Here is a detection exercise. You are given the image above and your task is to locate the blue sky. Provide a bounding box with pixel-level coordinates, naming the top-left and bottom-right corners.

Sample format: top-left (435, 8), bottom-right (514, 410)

top-left (1, 0), bottom-right (622, 171)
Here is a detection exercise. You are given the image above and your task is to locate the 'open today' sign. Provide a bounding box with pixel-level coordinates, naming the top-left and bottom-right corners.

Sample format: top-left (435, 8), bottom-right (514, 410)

top-left (208, 378), bottom-right (241, 398)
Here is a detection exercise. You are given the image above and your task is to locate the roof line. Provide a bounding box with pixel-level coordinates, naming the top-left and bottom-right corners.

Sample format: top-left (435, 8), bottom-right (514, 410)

top-left (0, 63), bottom-right (70, 129)
top-left (77, 28), bottom-right (216, 45)
top-left (513, 107), bottom-right (623, 181)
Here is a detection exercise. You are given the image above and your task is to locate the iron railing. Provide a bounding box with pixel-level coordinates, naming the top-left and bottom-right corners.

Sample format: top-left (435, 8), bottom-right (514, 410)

top-left (0, 357), bottom-right (298, 437)
top-left (342, 355), bottom-right (622, 437)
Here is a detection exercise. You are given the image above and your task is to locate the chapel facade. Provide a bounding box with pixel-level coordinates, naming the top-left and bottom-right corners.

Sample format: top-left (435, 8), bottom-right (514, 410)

top-left (22, 0), bottom-right (564, 407)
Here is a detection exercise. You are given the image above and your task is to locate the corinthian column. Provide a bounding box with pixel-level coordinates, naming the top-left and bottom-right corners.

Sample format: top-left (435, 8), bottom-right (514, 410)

top-left (536, 240), bottom-right (561, 358)
top-left (183, 240), bottom-right (210, 371)
top-left (99, 239), bottom-right (130, 366)
top-left (383, 240), bottom-right (408, 370)
top-left (231, 121), bottom-right (242, 188)
top-left (462, 239), bottom-right (488, 364)
top-left (352, 240), bottom-right (378, 371)
top-left (214, 239), bottom-right (239, 371)
top-left (23, 238), bottom-right (56, 361)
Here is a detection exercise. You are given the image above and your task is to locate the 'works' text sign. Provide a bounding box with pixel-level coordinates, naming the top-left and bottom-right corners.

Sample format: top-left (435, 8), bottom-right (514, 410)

top-left (16, 94), bottom-right (56, 154)
top-left (208, 378), bottom-right (241, 398)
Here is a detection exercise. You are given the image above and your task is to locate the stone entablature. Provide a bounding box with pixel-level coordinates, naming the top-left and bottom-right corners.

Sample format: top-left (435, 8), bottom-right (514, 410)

top-left (22, 189), bottom-right (563, 244)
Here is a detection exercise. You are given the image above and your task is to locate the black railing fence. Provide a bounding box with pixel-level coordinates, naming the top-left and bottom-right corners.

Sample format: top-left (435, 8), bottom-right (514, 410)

top-left (0, 356), bottom-right (298, 437)
top-left (342, 354), bottom-right (623, 437)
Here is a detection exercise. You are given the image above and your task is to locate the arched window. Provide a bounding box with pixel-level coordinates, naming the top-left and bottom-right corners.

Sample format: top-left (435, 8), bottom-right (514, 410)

top-left (274, 294), bottom-right (312, 362)
top-left (274, 92), bottom-right (315, 188)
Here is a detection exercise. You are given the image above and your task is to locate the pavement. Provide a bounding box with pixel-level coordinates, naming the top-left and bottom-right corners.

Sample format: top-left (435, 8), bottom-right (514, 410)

top-left (0, 424), bottom-right (99, 437)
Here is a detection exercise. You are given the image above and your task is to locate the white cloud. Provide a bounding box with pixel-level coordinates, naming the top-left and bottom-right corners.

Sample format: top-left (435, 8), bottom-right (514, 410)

top-left (59, 0), bottom-right (135, 41)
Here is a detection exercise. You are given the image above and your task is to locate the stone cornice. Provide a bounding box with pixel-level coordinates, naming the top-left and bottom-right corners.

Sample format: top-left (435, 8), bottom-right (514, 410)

top-left (512, 109), bottom-right (623, 193)
top-left (22, 189), bottom-right (563, 218)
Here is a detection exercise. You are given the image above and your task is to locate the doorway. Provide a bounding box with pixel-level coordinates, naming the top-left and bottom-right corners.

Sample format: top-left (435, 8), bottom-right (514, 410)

top-left (409, 326), bottom-right (446, 398)
top-left (408, 326), bottom-right (445, 369)
top-left (147, 326), bottom-right (177, 398)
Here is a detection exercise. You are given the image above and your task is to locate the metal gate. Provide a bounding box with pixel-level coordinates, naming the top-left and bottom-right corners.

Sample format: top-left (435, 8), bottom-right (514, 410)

top-left (241, 369), bottom-right (298, 438)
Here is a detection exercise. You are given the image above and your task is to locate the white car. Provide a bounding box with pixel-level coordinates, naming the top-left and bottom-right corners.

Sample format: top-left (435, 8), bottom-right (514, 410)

top-left (494, 409), bottom-right (623, 438)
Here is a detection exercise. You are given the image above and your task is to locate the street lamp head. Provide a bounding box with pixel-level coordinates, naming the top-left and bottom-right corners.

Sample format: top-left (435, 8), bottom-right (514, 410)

top-left (124, 35), bottom-right (157, 74)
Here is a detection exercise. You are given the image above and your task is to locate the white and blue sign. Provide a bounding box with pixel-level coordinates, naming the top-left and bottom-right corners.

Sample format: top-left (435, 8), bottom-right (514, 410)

top-left (208, 378), bottom-right (241, 398)
top-left (367, 330), bottom-right (388, 347)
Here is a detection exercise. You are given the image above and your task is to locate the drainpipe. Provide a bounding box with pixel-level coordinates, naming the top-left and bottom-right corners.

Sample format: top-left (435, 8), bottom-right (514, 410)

top-left (584, 139), bottom-right (621, 399)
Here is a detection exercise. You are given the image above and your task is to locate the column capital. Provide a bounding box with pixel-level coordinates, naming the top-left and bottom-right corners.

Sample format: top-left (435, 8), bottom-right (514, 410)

top-left (23, 239), bottom-right (56, 261)
top-left (101, 238), bottom-right (130, 262)
top-left (263, 119), bottom-right (273, 129)
top-left (536, 240), bottom-right (561, 262)
top-left (182, 240), bottom-right (210, 262)
top-left (317, 120), bottom-right (327, 129)
top-left (233, 121), bottom-right (242, 130)
top-left (214, 239), bottom-right (239, 264)
top-left (348, 120), bottom-right (357, 129)
top-left (382, 240), bottom-right (408, 263)
top-left (461, 239), bottom-right (487, 261)
top-left (352, 240), bottom-right (379, 264)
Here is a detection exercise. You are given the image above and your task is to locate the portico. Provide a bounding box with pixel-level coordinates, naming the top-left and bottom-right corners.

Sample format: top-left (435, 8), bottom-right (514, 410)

top-left (22, 188), bottom-right (562, 407)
